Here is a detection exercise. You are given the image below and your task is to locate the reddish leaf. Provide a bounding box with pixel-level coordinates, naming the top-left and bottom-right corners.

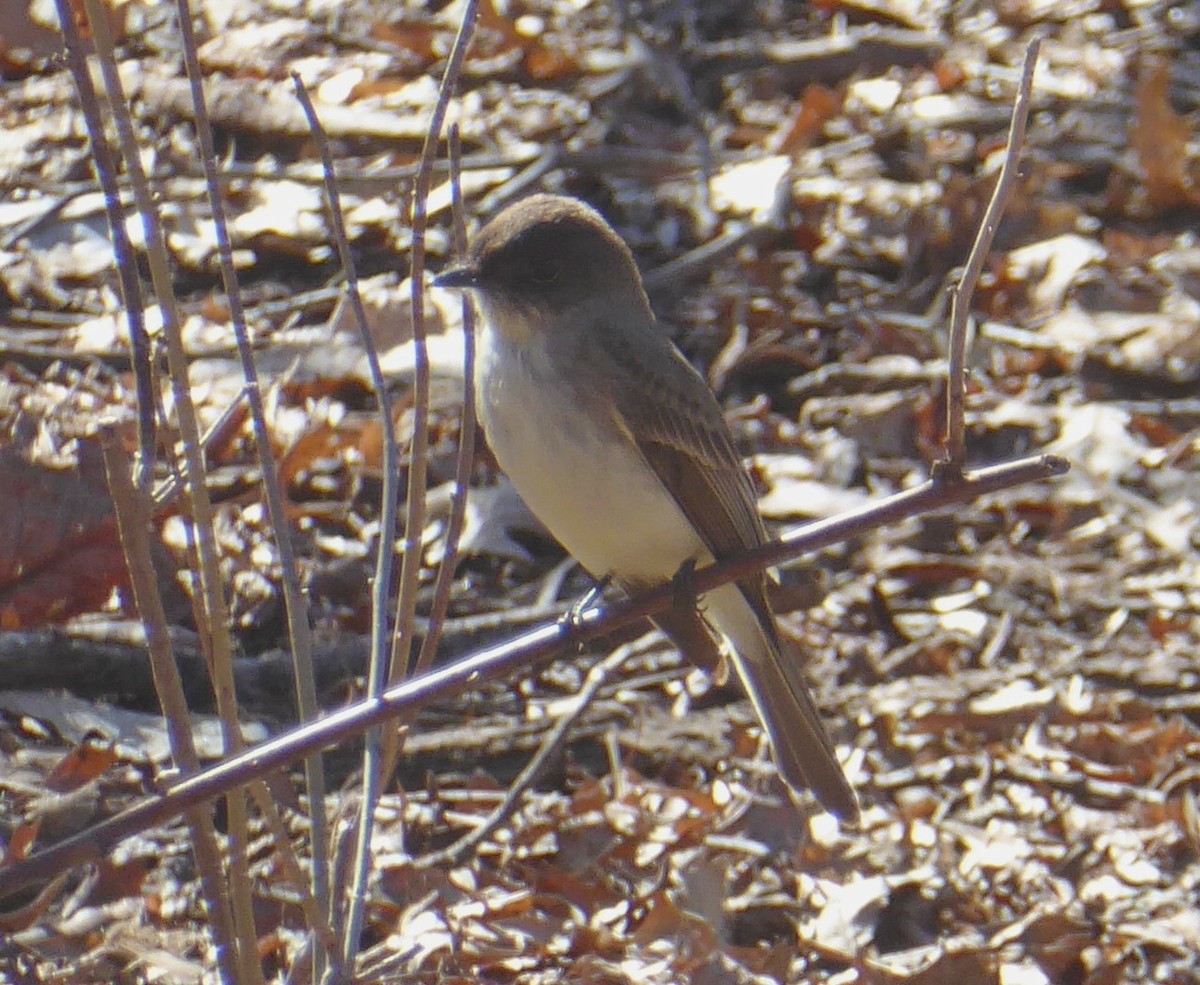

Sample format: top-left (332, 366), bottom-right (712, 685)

top-left (1132, 56), bottom-right (1200, 209)
top-left (0, 441), bottom-right (129, 627)
top-left (45, 734), bottom-right (118, 793)
top-left (777, 84), bottom-right (842, 155)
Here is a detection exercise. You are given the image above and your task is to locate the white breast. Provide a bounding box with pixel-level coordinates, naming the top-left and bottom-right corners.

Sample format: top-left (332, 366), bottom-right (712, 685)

top-left (475, 324), bottom-right (706, 585)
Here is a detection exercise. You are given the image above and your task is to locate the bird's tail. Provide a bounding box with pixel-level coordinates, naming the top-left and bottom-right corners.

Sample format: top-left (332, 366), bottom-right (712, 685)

top-left (705, 582), bottom-right (859, 820)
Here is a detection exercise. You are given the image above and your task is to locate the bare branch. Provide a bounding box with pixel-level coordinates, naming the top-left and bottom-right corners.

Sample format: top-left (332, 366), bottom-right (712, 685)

top-left (98, 426), bottom-right (239, 980)
top-left (53, 0), bottom-right (156, 486)
top-left (412, 122), bottom-right (477, 677)
top-left (941, 37), bottom-right (1041, 474)
top-left (342, 1), bottom-right (480, 970)
top-left (0, 450), bottom-right (1067, 901)
top-left (415, 644), bottom-right (633, 869)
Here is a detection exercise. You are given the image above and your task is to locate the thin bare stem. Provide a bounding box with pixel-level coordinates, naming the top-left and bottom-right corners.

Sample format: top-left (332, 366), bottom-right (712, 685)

top-left (941, 37), bottom-right (1040, 473)
top-left (162, 0), bottom-right (340, 975)
top-left (53, 0), bottom-right (155, 487)
top-left (289, 74), bottom-right (389, 969)
top-left (64, 2), bottom-right (252, 972)
top-left (152, 387), bottom-right (250, 508)
top-left (388, 2), bottom-right (479, 681)
top-left (415, 643), bottom-right (631, 869)
top-left (217, 144), bottom-right (703, 189)
top-left (98, 427), bottom-right (239, 984)
top-left (59, 0), bottom-right (257, 974)
top-left (122, 411), bottom-right (337, 952)
top-left (413, 122), bottom-right (476, 677)
top-left (341, 3), bottom-right (479, 970)
top-left (0, 450), bottom-right (1068, 901)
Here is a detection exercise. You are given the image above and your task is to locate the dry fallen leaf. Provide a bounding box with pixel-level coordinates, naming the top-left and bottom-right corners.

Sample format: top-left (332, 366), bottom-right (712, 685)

top-left (1132, 55), bottom-right (1200, 210)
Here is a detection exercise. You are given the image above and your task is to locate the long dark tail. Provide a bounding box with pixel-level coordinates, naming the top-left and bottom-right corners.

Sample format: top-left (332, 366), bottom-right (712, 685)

top-left (706, 582), bottom-right (859, 820)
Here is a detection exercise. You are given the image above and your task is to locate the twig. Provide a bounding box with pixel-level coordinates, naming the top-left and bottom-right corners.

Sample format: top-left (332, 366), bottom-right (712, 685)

top-left (53, 0), bottom-right (155, 487)
top-left (387, 5), bottom-right (481, 681)
top-left (977, 610), bottom-right (1015, 668)
top-left (475, 146), bottom-right (559, 215)
top-left (219, 145), bottom-right (707, 189)
top-left (151, 387), bottom-right (250, 508)
top-left (0, 190), bottom-right (84, 250)
top-left (412, 123), bottom-right (476, 677)
top-left (290, 76), bottom-right (391, 968)
top-left (642, 167), bottom-right (790, 292)
top-left (62, 0), bottom-right (258, 974)
top-left (173, 0), bottom-right (330, 976)
top-left (342, 2), bottom-right (480, 970)
top-left (940, 37), bottom-right (1040, 474)
top-left (98, 426), bottom-right (240, 982)
top-left (641, 217), bottom-right (775, 292)
top-left (415, 644), bottom-right (633, 869)
top-left (0, 450), bottom-right (1067, 901)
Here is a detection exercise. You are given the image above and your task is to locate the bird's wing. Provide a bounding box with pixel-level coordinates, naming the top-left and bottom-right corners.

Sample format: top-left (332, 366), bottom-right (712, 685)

top-left (601, 322), bottom-right (767, 563)
top-left (599, 319), bottom-right (859, 819)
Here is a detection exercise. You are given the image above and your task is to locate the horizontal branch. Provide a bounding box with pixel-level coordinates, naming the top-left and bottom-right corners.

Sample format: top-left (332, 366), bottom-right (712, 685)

top-left (0, 452), bottom-right (1066, 899)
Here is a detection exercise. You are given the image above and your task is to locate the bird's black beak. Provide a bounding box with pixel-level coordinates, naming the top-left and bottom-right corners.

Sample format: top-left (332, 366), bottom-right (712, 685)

top-left (432, 264), bottom-right (479, 290)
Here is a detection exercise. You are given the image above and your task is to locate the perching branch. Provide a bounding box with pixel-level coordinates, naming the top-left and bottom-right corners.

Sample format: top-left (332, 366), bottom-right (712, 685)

top-left (0, 449), bottom-right (1066, 901)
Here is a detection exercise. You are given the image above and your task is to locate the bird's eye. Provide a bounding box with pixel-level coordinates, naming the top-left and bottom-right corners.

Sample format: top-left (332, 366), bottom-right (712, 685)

top-left (528, 261), bottom-right (561, 286)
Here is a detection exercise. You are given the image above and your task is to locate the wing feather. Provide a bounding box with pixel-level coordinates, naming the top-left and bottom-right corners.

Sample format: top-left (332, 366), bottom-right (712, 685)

top-left (602, 323), bottom-right (766, 563)
top-left (595, 318), bottom-right (858, 818)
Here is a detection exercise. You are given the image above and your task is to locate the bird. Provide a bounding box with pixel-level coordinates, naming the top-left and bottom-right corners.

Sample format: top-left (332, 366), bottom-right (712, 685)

top-left (434, 193), bottom-right (858, 819)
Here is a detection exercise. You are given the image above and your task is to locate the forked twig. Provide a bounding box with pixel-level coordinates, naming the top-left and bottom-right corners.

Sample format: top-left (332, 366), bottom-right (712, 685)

top-left (940, 38), bottom-right (1041, 473)
top-left (415, 644), bottom-right (634, 869)
top-left (53, 0), bottom-right (156, 488)
top-left (342, 2), bottom-right (479, 969)
top-left (412, 122), bottom-right (477, 676)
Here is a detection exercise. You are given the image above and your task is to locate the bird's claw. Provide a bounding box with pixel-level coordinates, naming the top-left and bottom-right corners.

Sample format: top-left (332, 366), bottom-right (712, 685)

top-left (560, 573), bottom-right (612, 633)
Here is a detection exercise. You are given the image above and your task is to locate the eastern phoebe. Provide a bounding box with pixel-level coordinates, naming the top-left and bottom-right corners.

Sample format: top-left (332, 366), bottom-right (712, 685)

top-left (435, 194), bottom-right (857, 819)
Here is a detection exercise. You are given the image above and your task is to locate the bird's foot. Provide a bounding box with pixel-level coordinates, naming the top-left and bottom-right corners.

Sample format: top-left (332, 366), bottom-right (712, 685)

top-left (559, 573), bottom-right (612, 633)
top-left (671, 559), bottom-right (699, 610)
